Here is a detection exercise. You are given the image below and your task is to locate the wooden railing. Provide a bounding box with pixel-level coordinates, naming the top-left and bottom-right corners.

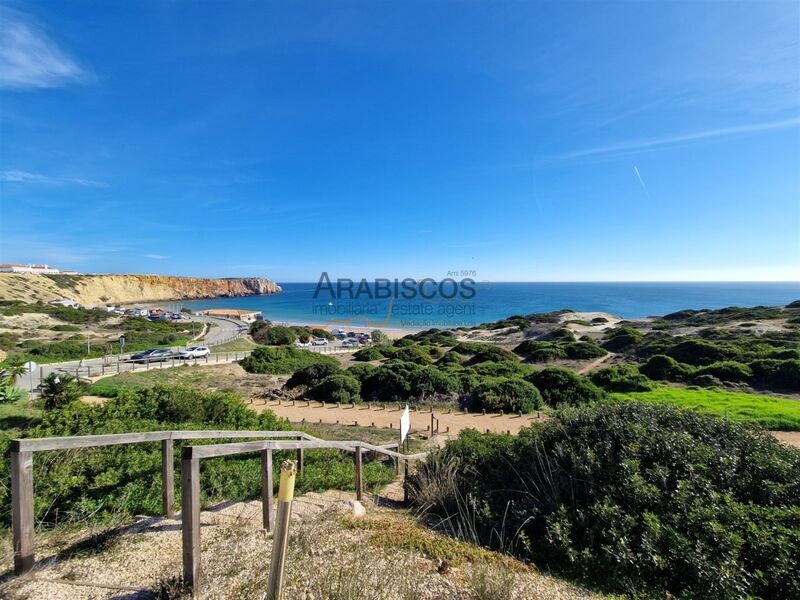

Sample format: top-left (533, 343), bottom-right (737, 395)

top-left (9, 429), bottom-right (426, 591)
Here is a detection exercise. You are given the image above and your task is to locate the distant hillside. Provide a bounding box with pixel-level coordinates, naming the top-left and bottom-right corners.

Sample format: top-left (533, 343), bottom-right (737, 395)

top-left (0, 273), bottom-right (281, 306)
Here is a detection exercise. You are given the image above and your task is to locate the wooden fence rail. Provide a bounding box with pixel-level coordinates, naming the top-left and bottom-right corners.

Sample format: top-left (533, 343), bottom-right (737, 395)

top-left (9, 430), bottom-right (316, 575)
top-left (179, 438), bottom-right (424, 593)
top-left (9, 430), bottom-right (426, 586)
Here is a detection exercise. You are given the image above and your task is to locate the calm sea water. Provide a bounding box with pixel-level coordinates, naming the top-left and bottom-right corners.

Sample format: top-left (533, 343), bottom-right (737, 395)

top-left (176, 282), bottom-right (800, 331)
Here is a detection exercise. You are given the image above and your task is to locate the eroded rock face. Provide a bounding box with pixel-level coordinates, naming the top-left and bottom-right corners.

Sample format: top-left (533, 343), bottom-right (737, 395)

top-left (0, 273), bottom-right (282, 305)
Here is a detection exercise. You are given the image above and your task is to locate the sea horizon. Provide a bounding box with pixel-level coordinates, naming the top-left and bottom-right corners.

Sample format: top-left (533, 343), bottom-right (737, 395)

top-left (169, 281), bottom-right (800, 331)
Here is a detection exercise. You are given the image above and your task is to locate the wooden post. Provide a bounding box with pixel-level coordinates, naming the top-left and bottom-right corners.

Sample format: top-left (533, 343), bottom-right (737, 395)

top-left (295, 436), bottom-right (304, 478)
top-left (354, 445), bottom-right (363, 502)
top-left (403, 459), bottom-right (410, 502)
top-left (266, 460), bottom-right (297, 600)
top-left (161, 439), bottom-right (174, 517)
top-left (261, 447), bottom-right (274, 532)
top-left (181, 453), bottom-right (201, 592)
top-left (11, 447), bottom-right (34, 574)
top-left (430, 413), bottom-right (434, 435)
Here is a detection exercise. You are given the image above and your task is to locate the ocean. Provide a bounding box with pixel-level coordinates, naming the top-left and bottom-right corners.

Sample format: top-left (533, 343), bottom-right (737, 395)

top-left (175, 281), bottom-right (800, 331)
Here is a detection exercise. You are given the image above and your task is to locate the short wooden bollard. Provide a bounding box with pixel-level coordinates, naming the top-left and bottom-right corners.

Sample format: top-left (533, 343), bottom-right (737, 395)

top-left (161, 439), bottom-right (174, 517)
top-left (266, 460), bottom-right (297, 600)
top-left (354, 446), bottom-right (363, 501)
top-left (296, 436), bottom-right (304, 478)
top-left (261, 448), bottom-right (274, 532)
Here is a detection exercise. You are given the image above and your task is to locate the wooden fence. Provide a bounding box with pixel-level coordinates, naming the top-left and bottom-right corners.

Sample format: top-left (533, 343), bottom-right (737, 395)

top-left (9, 429), bottom-right (426, 593)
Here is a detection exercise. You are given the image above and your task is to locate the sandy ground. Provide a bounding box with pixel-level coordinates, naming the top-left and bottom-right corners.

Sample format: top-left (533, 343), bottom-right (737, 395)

top-left (771, 430), bottom-right (800, 449)
top-left (246, 399), bottom-right (546, 439)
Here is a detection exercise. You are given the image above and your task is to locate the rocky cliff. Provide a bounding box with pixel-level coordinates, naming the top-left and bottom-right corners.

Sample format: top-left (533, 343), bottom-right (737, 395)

top-left (0, 273), bottom-right (281, 306)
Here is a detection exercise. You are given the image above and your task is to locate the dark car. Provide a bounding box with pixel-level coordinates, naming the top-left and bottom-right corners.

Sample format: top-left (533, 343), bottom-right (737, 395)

top-left (130, 348), bottom-right (173, 363)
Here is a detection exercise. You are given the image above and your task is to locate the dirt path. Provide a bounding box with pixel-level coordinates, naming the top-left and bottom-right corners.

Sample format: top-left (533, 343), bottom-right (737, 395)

top-left (577, 352), bottom-right (616, 374)
top-left (247, 399), bottom-right (546, 439)
top-left (771, 430), bottom-right (800, 449)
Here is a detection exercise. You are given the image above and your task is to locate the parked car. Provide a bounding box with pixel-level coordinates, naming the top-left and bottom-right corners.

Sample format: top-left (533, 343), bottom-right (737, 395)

top-left (178, 345), bottom-right (210, 359)
top-left (341, 338), bottom-right (360, 348)
top-left (294, 341), bottom-right (312, 348)
top-left (311, 338), bottom-right (328, 346)
top-left (130, 348), bottom-right (173, 363)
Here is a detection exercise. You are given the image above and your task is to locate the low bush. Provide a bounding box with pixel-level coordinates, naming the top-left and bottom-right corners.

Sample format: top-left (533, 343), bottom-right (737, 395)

top-left (361, 361), bottom-right (460, 403)
top-left (527, 367), bottom-right (605, 406)
top-left (549, 327), bottom-right (576, 342)
top-left (308, 374), bottom-right (361, 403)
top-left (411, 402), bottom-right (800, 598)
top-left (452, 342), bottom-right (518, 364)
top-left (472, 360), bottom-right (534, 378)
top-left (41, 372), bottom-right (87, 410)
top-left (749, 358), bottom-right (800, 391)
top-left (526, 346), bottom-right (567, 363)
top-left (346, 363), bottom-right (377, 383)
top-left (240, 346), bottom-right (339, 374)
top-left (285, 362), bottom-right (341, 389)
top-left (562, 341), bottom-right (607, 360)
top-left (666, 338), bottom-right (728, 366)
top-left (590, 364), bottom-right (653, 392)
top-left (472, 377), bottom-right (541, 413)
top-left (513, 339), bottom-right (551, 356)
top-left (352, 346), bottom-right (384, 362)
top-left (694, 360), bottom-right (753, 383)
top-left (639, 354), bottom-right (682, 381)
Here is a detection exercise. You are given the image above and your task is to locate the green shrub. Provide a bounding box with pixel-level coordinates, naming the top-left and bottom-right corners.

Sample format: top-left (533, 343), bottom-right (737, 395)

top-left (639, 354), bottom-right (681, 381)
top-left (41, 372), bottom-right (87, 410)
top-left (528, 368), bottom-right (605, 406)
top-left (361, 361), bottom-right (460, 403)
top-left (472, 360), bottom-right (534, 378)
top-left (749, 359), bottom-right (800, 391)
top-left (562, 341), bottom-right (607, 360)
top-left (473, 377), bottom-right (541, 413)
top-left (346, 363), bottom-right (377, 383)
top-left (308, 374), bottom-right (361, 403)
top-left (371, 329), bottom-right (390, 346)
top-left (590, 365), bottom-right (653, 392)
top-left (526, 346), bottom-right (567, 363)
top-left (353, 346), bottom-right (384, 361)
top-left (549, 327), bottom-right (576, 342)
top-left (413, 402), bottom-right (800, 598)
top-left (666, 338), bottom-right (728, 366)
top-left (436, 350), bottom-right (463, 366)
top-left (0, 332), bottom-right (17, 349)
top-left (285, 362), bottom-right (341, 389)
top-left (513, 339), bottom-right (551, 356)
top-left (694, 361), bottom-right (753, 383)
top-left (381, 344), bottom-right (432, 364)
top-left (452, 342), bottom-right (518, 364)
top-left (240, 346), bottom-right (339, 374)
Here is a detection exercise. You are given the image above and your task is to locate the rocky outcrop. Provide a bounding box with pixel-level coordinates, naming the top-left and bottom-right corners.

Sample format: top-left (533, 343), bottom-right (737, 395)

top-left (0, 273), bottom-right (281, 306)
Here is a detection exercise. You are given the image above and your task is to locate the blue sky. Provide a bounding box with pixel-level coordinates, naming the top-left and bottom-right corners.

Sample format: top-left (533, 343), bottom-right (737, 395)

top-left (0, 0), bottom-right (798, 282)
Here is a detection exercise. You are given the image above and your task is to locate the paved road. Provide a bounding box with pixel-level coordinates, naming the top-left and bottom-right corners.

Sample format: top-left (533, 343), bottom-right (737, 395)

top-left (17, 316), bottom-right (360, 392)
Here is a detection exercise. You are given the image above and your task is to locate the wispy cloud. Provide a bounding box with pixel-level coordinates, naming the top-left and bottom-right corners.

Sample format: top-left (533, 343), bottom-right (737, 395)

top-left (633, 166), bottom-right (650, 198)
top-left (0, 170), bottom-right (105, 187)
top-left (144, 254), bottom-right (169, 260)
top-left (0, 8), bottom-right (86, 89)
top-left (560, 117), bottom-right (800, 160)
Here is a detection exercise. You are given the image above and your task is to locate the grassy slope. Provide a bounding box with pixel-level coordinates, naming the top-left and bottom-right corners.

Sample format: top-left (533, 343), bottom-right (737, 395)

top-left (614, 386), bottom-right (800, 430)
top-left (209, 337), bottom-right (258, 352)
top-left (0, 398), bottom-right (42, 432)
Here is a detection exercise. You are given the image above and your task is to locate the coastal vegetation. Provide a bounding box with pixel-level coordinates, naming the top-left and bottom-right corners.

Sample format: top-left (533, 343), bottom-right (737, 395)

top-left (0, 385), bottom-right (395, 531)
top-left (410, 402), bottom-right (800, 598)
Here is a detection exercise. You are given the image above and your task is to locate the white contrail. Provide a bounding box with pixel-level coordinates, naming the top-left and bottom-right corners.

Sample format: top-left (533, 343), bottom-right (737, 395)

top-left (633, 166), bottom-right (650, 198)
top-left (560, 116), bottom-right (800, 159)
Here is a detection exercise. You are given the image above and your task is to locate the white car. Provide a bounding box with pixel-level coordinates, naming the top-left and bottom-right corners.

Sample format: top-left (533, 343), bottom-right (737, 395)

top-left (179, 345), bottom-right (210, 359)
top-left (311, 338), bottom-right (328, 346)
top-left (341, 338), bottom-right (360, 348)
top-left (294, 341), bottom-right (312, 348)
